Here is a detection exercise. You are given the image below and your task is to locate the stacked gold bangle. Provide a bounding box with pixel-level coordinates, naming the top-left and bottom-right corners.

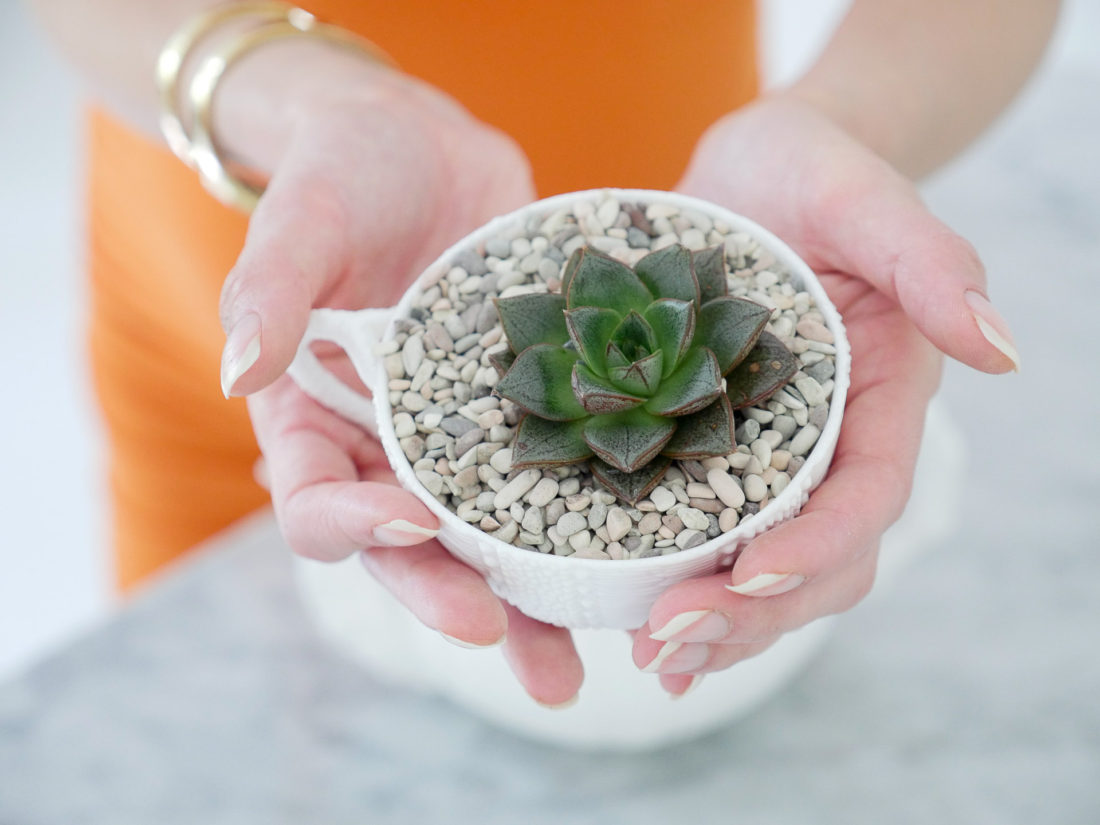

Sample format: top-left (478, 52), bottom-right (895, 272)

top-left (156, 2), bottom-right (395, 212)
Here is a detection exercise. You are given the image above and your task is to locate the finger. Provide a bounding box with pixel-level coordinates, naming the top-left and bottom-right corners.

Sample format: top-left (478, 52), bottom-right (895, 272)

top-left (634, 624), bottom-right (780, 675)
top-left (218, 167), bottom-right (350, 398)
top-left (500, 603), bottom-right (584, 708)
top-left (720, 297), bottom-right (936, 598)
top-left (643, 549), bottom-right (879, 647)
top-left (249, 376), bottom-right (439, 561)
top-left (658, 673), bottom-right (703, 698)
top-left (361, 543), bottom-right (509, 648)
top-left (812, 161), bottom-right (1019, 374)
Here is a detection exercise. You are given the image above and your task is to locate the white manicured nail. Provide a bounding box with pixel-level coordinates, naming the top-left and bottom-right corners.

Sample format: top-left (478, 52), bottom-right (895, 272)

top-left (220, 313), bottom-right (262, 398)
top-left (372, 519), bottom-right (439, 546)
top-left (726, 572), bottom-right (805, 597)
top-left (649, 610), bottom-right (730, 642)
top-left (642, 641), bottom-right (683, 673)
top-left (965, 290), bottom-right (1021, 372)
top-left (537, 693), bottom-right (579, 710)
top-left (439, 632), bottom-right (504, 649)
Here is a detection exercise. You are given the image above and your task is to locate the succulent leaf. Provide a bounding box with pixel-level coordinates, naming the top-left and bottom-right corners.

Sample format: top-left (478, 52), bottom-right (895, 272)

top-left (495, 293), bottom-right (569, 355)
top-left (608, 311), bottom-right (659, 363)
top-left (566, 248), bottom-right (653, 313)
top-left (560, 246), bottom-right (583, 295)
top-left (583, 407), bottom-right (676, 473)
top-left (663, 395), bottom-right (736, 459)
top-left (565, 306), bottom-right (621, 377)
top-left (643, 347), bottom-right (722, 417)
top-left (643, 298), bottom-right (696, 377)
top-left (608, 350), bottom-right (664, 396)
top-left (572, 363), bottom-right (645, 414)
top-left (511, 416), bottom-right (593, 468)
top-left (493, 344), bottom-right (585, 420)
top-left (725, 331), bottom-right (800, 409)
top-left (692, 245), bottom-right (729, 304)
top-left (591, 456), bottom-right (672, 505)
top-left (633, 245), bottom-right (700, 305)
top-left (487, 347), bottom-right (516, 376)
top-left (697, 296), bottom-right (772, 374)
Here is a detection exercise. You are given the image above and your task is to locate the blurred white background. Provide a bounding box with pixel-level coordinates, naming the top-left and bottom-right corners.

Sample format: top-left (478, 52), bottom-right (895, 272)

top-left (1, 0), bottom-right (1096, 679)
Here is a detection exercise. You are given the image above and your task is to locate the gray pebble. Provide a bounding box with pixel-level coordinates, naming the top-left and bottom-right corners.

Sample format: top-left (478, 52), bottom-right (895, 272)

top-left (545, 498), bottom-right (566, 526)
top-left (454, 427), bottom-right (484, 456)
top-left (809, 404), bottom-right (829, 430)
top-left (674, 529), bottom-right (707, 550)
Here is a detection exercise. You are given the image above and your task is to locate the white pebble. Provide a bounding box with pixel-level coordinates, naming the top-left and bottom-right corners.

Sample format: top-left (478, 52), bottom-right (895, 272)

top-left (606, 507), bottom-right (632, 542)
top-left (556, 511), bottom-right (588, 537)
top-left (707, 469), bottom-right (746, 509)
top-left (489, 448), bottom-right (513, 474)
top-left (678, 508), bottom-right (710, 531)
top-left (493, 469), bottom-right (541, 510)
top-left (526, 478), bottom-right (559, 508)
top-left (743, 474), bottom-right (768, 502)
top-left (649, 486), bottom-right (677, 512)
top-left (789, 424), bottom-right (821, 457)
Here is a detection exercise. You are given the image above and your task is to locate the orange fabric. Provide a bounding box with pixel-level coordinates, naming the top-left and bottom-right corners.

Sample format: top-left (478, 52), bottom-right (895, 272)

top-left (89, 1), bottom-right (759, 591)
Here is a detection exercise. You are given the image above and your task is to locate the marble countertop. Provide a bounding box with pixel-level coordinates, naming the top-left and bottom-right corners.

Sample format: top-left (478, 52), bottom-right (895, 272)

top-left (2, 51), bottom-right (1098, 825)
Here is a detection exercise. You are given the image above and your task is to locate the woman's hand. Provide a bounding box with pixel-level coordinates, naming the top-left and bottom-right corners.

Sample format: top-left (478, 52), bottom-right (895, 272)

top-left (219, 61), bottom-right (584, 707)
top-left (635, 96), bottom-right (1020, 695)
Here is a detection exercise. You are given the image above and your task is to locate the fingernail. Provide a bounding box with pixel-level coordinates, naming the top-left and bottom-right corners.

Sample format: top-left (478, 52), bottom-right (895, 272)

top-left (965, 290), bottom-right (1021, 372)
top-left (372, 519), bottom-right (440, 546)
top-left (220, 313), bottom-right (262, 398)
top-left (537, 693), bottom-right (579, 710)
top-left (643, 642), bottom-right (710, 674)
top-left (649, 610), bottom-right (731, 643)
top-left (670, 674), bottom-right (705, 700)
top-left (439, 631), bottom-right (505, 649)
top-left (726, 572), bottom-right (805, 597)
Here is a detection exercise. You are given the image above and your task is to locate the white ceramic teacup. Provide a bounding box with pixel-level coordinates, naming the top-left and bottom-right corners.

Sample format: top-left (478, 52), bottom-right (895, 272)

top-left (287, 188), bottom-right (851, 630)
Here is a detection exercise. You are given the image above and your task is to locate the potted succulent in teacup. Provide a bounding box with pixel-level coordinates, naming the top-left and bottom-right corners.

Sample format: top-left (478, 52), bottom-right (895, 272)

top-left (491, 242), bottom-right (798, 506)
top-left (288, 188), bottom-right (849, 630)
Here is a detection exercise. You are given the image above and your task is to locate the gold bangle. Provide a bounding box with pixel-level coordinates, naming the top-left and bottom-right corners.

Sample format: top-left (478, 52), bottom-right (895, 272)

top-left (157, 2), bottom-right (295, 166)
top-left (157, 3), bottom-right (396, 213)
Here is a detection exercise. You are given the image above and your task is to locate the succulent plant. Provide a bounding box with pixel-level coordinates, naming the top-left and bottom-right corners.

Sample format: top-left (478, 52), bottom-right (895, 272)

top-left (491, 243), bottom-right (797, 504)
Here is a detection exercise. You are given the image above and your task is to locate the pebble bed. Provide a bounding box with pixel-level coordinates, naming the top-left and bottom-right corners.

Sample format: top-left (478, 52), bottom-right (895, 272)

top-left (378, 194), bottom-right (838, 560)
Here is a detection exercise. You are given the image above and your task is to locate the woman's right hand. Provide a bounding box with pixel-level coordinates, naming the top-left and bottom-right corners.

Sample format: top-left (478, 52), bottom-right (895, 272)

top-left (218, 51), bottom-right (586, 707)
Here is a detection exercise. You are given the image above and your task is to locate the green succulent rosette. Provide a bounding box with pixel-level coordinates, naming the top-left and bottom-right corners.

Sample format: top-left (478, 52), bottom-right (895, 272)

top-left (491, 243), bottom-right (797, 504)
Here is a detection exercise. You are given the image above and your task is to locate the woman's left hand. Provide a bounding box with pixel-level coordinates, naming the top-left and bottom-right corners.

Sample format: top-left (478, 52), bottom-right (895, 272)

top-left (634, 96), bottom-right (1019, 694)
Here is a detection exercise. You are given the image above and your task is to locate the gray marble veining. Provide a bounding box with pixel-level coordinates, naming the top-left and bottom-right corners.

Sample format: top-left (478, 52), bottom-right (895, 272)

top-left (2, 54), bottom-right (1099, 825)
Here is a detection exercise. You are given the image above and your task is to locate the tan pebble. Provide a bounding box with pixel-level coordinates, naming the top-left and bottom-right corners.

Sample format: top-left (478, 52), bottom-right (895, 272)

top-left (657, 526), bottom-right (676, 540)
top-left (479, 515), bottom-right (501, 531)
top-left (638, 513), bottom-right (662, 534)
top-left (690, 497), bottom-right (725, 514)
top-left (718, 508), bottom-right (740, 532)
top-left (770, 450), bottom-right (792, 471)
top-left (565, 493), bottom-right (591, 512)
top-left (700, 457), bottom-right (729, 471)
top-left (795, 318), bottom-right (835, 344)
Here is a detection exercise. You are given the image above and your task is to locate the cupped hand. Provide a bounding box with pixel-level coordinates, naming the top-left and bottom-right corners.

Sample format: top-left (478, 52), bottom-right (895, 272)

top-left (220, 63), bottom-right (583, 706)
top-left (636, 96), bottom-right (1020, 695)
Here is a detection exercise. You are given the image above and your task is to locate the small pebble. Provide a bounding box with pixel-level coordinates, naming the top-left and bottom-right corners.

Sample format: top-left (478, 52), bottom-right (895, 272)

top-left (527, 478), bottom-right (560, 508)
top-left (556, 511), bottom-right (588, 537)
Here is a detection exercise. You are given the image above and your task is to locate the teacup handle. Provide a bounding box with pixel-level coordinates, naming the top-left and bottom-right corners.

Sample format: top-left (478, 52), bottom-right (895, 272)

top-left (286, 307), bottom-right (396, 438)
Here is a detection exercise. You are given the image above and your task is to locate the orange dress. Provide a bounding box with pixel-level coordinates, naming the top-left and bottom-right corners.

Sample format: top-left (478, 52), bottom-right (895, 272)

top-left (89, 1), bottom-right (759, 590)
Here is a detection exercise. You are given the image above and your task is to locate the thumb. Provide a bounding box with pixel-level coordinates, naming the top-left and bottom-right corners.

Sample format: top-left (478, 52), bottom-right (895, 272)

top-left (218, 176), bottom-right (348, 398)
top-left (817, 165), bottom-right (1020, 374)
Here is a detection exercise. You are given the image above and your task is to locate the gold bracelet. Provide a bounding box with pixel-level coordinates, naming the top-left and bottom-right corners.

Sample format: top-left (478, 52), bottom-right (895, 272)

top-left (157, 3), bottom-right (396, 213)
top-left (157, 2), bottom-right (295, 166)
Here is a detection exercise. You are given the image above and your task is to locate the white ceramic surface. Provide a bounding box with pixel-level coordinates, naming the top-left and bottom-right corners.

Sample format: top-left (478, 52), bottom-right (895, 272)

top-left (287, 189), bottom-right (851, 629)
